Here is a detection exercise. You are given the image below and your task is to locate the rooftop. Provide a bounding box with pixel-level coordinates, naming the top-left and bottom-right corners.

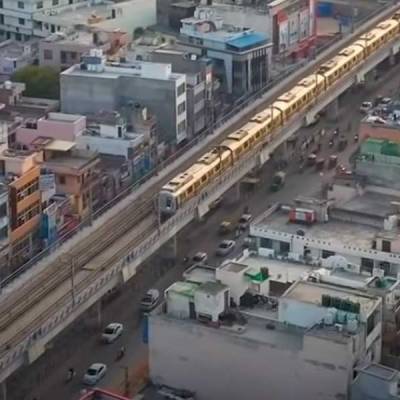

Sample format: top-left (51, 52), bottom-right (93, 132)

top-left (255, 205), bottom-right (379, 250)
top-left (33, 2), bottom-right (111, 26)
top-left (183, 264), bottom-right (216, 284)
top-left (167, 281), bottom-right (199, 298)
top-left (0, 39), bottom-right (38, 60)
top-left (283, 281), bottom-right (379, 317)
top-left (197, 281), bottom-right (227, 295)
top-left (356, 363), bottom-right (399, 381)
top-left (44, 149), bottom-right (98, 170)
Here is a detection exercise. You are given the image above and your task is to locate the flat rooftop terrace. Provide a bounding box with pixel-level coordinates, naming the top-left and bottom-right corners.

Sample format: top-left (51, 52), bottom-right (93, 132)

top-left (335, 190), bottom-right (400, 219)
top-left (255, 207), bottom-right (379, 250)
top-left (283, 281), bottom-right (379, 317)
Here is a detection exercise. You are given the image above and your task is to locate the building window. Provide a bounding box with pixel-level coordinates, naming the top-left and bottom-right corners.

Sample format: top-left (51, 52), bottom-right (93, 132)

top-left (52, 0), bottom-right (59, 5)
top-left (361, 258), bottom-right (374, 274)
top-left (0, 15), bottom-right (4, 25)
top-left (177, 102), bottom-right (186, 115)
top-left (260, 237), bottom-right (272, 249)
top-left (60, 50), bottom-right (67, 64)
top-left (0, 202), bottom-right (6, 218)
top-left (18, 1), bottom-right (24, 9)
top-left (0, 225), bottom-right (7, 241)
top-left (322, 249), bottom-right (335, 259)
top-left (178, 120), bottom-right (186, 134)
top-left (382, 240), bottom-right (391, 252)
top-left (58, 175), bottom-right (66, 184)
top-left (16, 178), bottom-right (39, 202)
top-left (43, 49), bottom-right (53, 60)
top-left (36, 1), bottom-right (43, 9)
top-left (177, 83), bottom-right (186, 96)
top-left (18, 18), bottom-right (25, 25)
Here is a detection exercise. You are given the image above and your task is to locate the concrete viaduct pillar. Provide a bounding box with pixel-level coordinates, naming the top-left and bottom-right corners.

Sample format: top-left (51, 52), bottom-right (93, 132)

top-left (325, 98), bottom-right (339, 122)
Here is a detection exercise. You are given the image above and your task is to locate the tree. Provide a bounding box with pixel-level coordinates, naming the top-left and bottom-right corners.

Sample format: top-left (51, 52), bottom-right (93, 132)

top-left (12, 65), bottom-right (60, 99)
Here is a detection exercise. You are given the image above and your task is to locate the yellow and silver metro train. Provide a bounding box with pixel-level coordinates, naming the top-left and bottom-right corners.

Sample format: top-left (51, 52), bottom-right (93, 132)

top-left (159, 11), bottom-right (400, 215)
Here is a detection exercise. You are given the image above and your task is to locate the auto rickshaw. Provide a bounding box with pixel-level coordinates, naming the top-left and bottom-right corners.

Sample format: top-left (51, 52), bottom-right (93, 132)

top-left (219, 221), bottom-right (233, 235)
top-left (328, 155), bottom-right (338, 169)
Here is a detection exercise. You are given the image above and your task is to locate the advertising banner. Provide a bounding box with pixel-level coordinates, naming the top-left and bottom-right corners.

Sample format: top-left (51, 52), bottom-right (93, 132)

top-left (299, 8), bottom-right (309, 40)
top-left (279, 18), bottom-right (289, 50)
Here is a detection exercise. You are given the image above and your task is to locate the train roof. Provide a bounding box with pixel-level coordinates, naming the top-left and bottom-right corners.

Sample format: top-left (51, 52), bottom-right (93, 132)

top-left (251, 108), bottom-right (273, 124)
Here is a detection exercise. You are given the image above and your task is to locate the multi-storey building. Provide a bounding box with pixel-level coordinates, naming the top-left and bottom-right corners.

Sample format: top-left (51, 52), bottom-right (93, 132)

top-left (0, 147), bottom-right (42, 268)
top-left (179, 8), bottom-right (272, 98)
top-left (149, 269), bottom-right (382, 400)
top-left (61, 49), bottom-right (187, 145)
top-left (0, 182), bottom-right (9, 273)
top-left (0, 0), bottom-right (155, 41)
top-left (150, 49), bottom-right (213, 139)
top-left (0, 0), bottom-right (88, 41)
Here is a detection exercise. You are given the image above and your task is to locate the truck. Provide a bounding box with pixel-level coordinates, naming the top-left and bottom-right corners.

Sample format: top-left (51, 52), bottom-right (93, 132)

top-left (270, 171), bottom-right (286, 192)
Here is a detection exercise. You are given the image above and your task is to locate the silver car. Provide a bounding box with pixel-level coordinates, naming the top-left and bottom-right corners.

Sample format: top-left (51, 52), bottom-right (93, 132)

top-left (101, 322), bottom-right (123, 344)
top-left (83, 363), bottom-right (107, 385)
top-left (216, 240), bottom-right (235, 256)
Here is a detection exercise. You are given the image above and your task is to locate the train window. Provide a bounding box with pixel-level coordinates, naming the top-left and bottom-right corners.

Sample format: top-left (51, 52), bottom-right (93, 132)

top-left (201, 175), bottom-right (207, 183)
top-left (256, 132), bottom-right (261, 138)
top-left (267, 123), bottom-right (271, 129)
top-left (243, 141), bottom-right (249, 149)
top-left (187, 186), bottom-right (193, 194)
top-left (214, 164), bottom-right (220, 172)
top-left (194, 181), bottom-right (200, 188)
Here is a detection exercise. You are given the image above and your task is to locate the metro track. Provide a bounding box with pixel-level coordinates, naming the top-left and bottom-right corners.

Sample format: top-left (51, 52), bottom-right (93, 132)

top-left (0, 3), bottom-right (398, 370)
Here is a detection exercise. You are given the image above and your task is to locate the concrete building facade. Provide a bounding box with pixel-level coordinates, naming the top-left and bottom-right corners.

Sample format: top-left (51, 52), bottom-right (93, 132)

top-left (0, 148), bottom-right (42, 268)
top-left (61, 50), bottom-right (187, 145)
top-left (151, 49), bottom-right (213, 138)
top-left (179, 8), bottom-right (272, 98)
top-left (149, 276), bottom-right (382, 400)
top-left (0, 0), bottom-right (155, 41)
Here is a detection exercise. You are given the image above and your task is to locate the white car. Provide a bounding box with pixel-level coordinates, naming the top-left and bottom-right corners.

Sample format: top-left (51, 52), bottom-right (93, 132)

top-left (216, 240), bottom-right (236, 256)
top-left (359, 101), bottom-right (373, 113)
top-left (101, 322), bottom-right (123, 343)
top-left (192, 252), bottom-right (208, 264)
top-left (83, 363), bottom-right (107, 385)
top-left (140, 289), bottom-right (160, 311)
top-left (238, 214), bottom-right (252, 230)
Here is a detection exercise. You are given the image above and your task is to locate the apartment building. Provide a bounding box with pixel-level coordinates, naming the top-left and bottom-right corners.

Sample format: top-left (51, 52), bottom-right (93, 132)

top-left (36, 139), bottom-right (100, 219)
top-left (149, 269), bottom-right (382, 400)
top-left (0, 0), bottom-right (88, 41)
top-left (0, 0), bottom-right (154, 41)
top-left (0, 38), bottom-right (38, 75)
top-left (15, 112), bottom-right (86, 148)
top-left (150, 49), bottom-right (213, 138)
top-left (0, 148), bottom-right (42, 268)
top-left (61, 49), bottom-right (187, 145)
top-left (179, 8), bottom-right (272, 98)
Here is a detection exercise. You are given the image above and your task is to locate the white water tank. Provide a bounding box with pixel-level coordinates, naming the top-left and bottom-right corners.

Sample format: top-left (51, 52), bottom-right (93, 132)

top-left (347, 319), bottom-right (359, 333)
top-left (4, 81), bottom-right (12, 90)
top-left (323, 308), bottom-right (337, 325)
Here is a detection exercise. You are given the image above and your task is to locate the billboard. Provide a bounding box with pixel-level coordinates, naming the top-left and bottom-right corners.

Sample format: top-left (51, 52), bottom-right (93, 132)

top-left (278, 12), bottom-right (289, 51)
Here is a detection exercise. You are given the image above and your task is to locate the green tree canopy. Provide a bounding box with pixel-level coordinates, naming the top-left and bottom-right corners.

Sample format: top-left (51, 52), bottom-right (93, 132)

top-left (12, 65), bottom-right (60, 99)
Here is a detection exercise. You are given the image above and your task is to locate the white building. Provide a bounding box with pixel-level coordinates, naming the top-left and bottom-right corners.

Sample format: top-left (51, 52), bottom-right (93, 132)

top-left (61, 50), bottom-right (187, 145)
top-left (250, 187), bottom-right (400, 279)
top-left (150, 272), bottom-right (383, 400)
top-left (0, 0), bottom-right (155, 41)
top-left (0, 39), bottom-right (38, 74)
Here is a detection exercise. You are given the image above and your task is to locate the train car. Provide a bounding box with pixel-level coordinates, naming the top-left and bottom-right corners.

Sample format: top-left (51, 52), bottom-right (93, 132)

top-left (220, 121), bottom-right (265, 160)
top-left (354, 19), bottom-right (399, 56)
top-left (159, 147), bottom-right (232, 214)
top-left (159, 9), bottom-right (400, 216)
top-left (272, 84), bottom-right (316, 122)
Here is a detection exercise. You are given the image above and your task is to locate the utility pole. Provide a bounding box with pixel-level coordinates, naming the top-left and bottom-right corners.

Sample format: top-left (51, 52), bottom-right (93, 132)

top-left (70, 257), bottom-right (76, 306)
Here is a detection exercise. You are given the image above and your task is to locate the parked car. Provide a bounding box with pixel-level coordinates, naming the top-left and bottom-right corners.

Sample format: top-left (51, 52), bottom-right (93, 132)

top-left (216, 240), bottom-right (236, 256)
top-left (101, 322), bottom-right (123, 343)
top-left (140, 289), bottom-right (160, 311)
top-left (238, 214), bottom-right (252, 230)
top-left (359, 101), bottom-right (373, 113)
top-left (219, 220), bottom-right (233, 235)
top-left (379, 97), bottom-right (392, 106)
top-left (192, 252), bottom-right (208, 264)
top-left (83, 363), bottom-right (107, 385)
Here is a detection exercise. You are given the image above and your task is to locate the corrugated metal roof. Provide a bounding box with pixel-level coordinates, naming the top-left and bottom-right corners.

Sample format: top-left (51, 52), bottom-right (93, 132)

top-left (227, 33), bottom-right (267, 49)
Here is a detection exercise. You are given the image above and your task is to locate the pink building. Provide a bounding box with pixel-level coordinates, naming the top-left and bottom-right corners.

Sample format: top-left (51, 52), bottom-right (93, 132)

top-left (16, 112), bottom-right (86, 149)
